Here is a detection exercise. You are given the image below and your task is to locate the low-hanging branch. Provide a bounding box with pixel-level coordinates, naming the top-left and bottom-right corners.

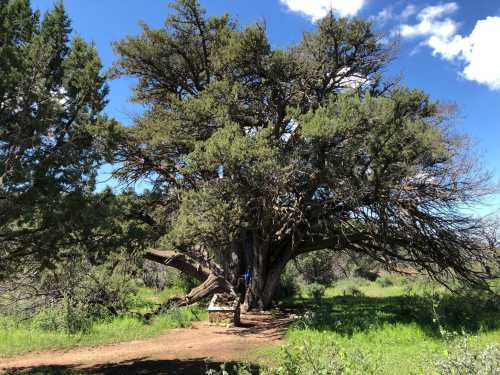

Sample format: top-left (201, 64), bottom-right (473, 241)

top-left (145, 249), bottom-right (209, 282)
top-left (109, 0), bottom-right (498, 310)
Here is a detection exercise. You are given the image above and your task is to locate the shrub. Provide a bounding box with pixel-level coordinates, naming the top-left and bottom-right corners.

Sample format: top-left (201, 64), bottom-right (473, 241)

top-left (166, 306), bottom-right (193, 328)
top-left (207, 340), bottom-right (381, 375)
top-left (141, 260), bottom-right (171, 290)
top-left (274, 265), bottom-right (302, 301)
top-left (430, 294), bottom-right (500, 334)
top-left (436, 338), bottom-right (500, 375)
top-left (340, 286), bottom-right (364, 297)
top-left (32, 297), bottom-right (93, 333)
top-left (172, 273), bottom-right (200, 293)
top-left (353, 267), bottom-right (379, 281)
top-left (293, 250), bottom-right (339, 285)
top-left (375, 277), bottom-right (393, 288)
top-left (305, 283), bottom-right (326, 302)
top-left (0, 253), bottom-right (138, 323)
top-left (266, 343), bottom-right (346, 375)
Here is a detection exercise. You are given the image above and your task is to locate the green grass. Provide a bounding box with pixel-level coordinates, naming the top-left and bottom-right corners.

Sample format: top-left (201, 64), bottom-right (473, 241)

top-left (261, 276), bottom-right (500, 374)
top-left (128, 285), bottom-right (188, 313)
top-left (2, 277), bottom-right (498, 375)
top-left (281, 323), bottom-right (500, 374)
top-left (0, 286), bottom-right (207, 358)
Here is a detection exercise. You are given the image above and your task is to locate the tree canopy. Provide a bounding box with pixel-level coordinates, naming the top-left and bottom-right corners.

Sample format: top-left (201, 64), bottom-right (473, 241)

top-left (0, 0), bottom-right (121, 277)
top-left (1, 0), bottom-right (497, 310)
top-left (110, 0), bottom-right (498, 309)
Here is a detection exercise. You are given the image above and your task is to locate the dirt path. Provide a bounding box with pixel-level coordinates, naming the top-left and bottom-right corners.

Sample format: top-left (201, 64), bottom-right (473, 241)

top-left (0, 312), bottom-right (293, 374)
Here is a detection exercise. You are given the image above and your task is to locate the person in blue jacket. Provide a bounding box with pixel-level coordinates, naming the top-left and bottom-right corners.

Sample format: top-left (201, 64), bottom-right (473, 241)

top-left (243, 269), bottom-right (252, 289)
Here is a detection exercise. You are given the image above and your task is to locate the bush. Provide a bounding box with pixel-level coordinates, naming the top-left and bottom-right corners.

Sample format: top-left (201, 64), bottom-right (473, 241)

top-left (140, 260), bottom-right (171, 290)
top-left (274, 265), bottom-right (302, 301)
top-left (0, 253), bottom-right (138, 323)
top-left (32, 298), bottom-right (93, 333)
top-left (267, 343), bottom-right (346, 375)
top-left (209, 337), bottom-right (500, 375)
top-left (166, 306), bottom-right (194, 328)
top-left (293, 250), bottom-right (339, 285)
top-left (430, 294), bottom-right (500, 334)
top-left (375, 277), bottom-right (393, 288)
top-left (353, 267), bottom-right (379, 281)
top-left (172, 273), bottom-right (200, 293)
top-left (340, 286), bottom-right (364, 297)
top-left (2, 254), bottom-right (140, 334)
top-left (305, 283), bottom-right (326, 302)
top-left (208, 340), bottom-right (380, 375)
top-left (436, 338), bottom-right (500, 375)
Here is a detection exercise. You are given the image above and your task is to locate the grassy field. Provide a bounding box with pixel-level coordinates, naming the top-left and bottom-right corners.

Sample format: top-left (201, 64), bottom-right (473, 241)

top-left (255, 275), bottom-right (500, 374)
top-left (2, 276), bottom-right (499, 375)
top-left (0, 287), bottom-right (206, 358)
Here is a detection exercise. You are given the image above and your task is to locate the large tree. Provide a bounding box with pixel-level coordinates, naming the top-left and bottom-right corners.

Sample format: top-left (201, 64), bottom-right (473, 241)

top-left (111, 0), bottom-right (498, 310)
top-left (0, 0), bottom-right (120, 278)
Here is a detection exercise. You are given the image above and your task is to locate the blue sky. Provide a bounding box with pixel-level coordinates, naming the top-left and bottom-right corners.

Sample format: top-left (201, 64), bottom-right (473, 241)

top-left (31, 0), bottom-right (500, 214)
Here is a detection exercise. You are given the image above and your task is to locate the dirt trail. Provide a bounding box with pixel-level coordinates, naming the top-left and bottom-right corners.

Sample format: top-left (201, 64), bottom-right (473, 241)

top-left (0, 312), bottom-right (293, 374)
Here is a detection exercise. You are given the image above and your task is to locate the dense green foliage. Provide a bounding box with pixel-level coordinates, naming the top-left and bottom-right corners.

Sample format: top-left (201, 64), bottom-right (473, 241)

top-left (0, 3), bottom-right (498, 374)
top-left (109, 0), bottom-right (497, 309)
top-left (0, 0), bottom-right (125, 278)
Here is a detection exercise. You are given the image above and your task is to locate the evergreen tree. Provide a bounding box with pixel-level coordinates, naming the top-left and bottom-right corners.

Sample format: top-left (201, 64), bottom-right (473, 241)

top-left (0, 0), bottom-right (117, 277)
top-left (111, 0), bottom-right (497, 310)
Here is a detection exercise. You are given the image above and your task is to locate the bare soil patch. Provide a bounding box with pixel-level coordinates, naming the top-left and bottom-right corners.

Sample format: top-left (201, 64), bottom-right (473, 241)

top-left (0, 312), bottom-right (293, 374)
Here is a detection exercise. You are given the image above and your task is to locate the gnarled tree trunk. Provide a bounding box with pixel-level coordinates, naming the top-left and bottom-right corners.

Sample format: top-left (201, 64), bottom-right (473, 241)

top-left (146, 249), bottom-right (239, 313)
top-left (145, 246), bottom-right (290, 311)
top-left (243, 246), bottom-right (291, 311)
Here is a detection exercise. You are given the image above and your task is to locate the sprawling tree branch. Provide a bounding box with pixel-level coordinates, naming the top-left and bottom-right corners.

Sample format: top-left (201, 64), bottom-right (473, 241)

top-left (145, 249), bottom-right (209, 281)
top-left (109, 0), bottom-right (498, 310)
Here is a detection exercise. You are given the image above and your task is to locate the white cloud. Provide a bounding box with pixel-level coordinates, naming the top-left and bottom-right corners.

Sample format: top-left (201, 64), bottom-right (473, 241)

top-left (375, 7), bottom-right (394, 24)
top-left (400, 18), bottom-right (458, 39)
top-left (399, 2), bottom-right (459, 39)
top-left (455, 17), bottom-right (500, 90)
top-left (372, 4), bottom-right (417, 27)
top-left (399, 3), bottom-right (500, 90)
top-left (419, 2), bottom-right (458, 20)
top-left (401, 4), bottom-right (417, 19)
top-left (280, 0), bottom-right (365, 21)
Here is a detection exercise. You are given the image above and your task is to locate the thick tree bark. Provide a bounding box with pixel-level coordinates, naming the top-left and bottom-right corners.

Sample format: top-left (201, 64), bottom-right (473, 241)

top-left (261, 260), bottom-right (288, 307)
top-left (154, 273), bottom-right (236, 313)
top-left (242, 235), bottom-right (292, 311)
top-left (145, 241), bottom-right (291, 312)
top-left (184, 274), bottom-right (236, 303)
top-left (145, 249), bottom-right (209, 281)
top-left (243, 260), bottom-right (288, 311)
top-left (146, 249), bottom-right (239, 314)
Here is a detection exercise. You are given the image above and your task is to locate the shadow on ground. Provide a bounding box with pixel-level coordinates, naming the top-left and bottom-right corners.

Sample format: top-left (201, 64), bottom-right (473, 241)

top-left (5, 295), bottom-right (498, 374)
top-left (223, 310), bottom-right (295, 340)
top-left (288, 293), bottom-right (499, 337)
top-left (4, 359), bottom-right (260, 375)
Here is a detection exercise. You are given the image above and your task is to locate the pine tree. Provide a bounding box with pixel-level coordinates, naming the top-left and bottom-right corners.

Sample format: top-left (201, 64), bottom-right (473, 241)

top-left (0, 0), bottom-right (115, 277)
top-left (111, 0), bottom-right (497, 310)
